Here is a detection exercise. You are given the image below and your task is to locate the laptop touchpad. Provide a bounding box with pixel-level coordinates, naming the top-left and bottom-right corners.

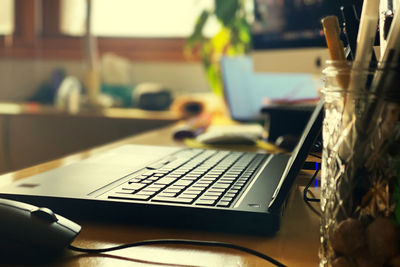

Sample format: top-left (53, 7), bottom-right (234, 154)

top-left (8, 145), bottom-right (181, 197)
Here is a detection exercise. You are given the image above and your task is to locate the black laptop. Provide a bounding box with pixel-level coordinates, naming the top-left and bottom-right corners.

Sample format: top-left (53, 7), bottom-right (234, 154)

top-left (0, 101), bottom-right (323, 235)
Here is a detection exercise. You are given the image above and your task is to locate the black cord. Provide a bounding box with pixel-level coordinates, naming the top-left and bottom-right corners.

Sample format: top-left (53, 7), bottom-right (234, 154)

top-left (68, 239), bottom-right (287, 267)
top-left (309, 152), bottom-right (321, 159)
top-left (303, 168), bottom-right (321, 216)
top-left (303, 168), bottom-right (320, 203)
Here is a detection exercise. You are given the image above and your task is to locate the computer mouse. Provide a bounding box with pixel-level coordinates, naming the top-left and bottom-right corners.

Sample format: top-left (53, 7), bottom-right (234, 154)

top-left (0, 198), bottom-right (81, 264)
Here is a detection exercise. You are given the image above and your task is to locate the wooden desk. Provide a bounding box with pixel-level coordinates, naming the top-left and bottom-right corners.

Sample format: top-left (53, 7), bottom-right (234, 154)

top-left (0, 102), bottom-right (179, 173)
top-left (0, 126), bottom-right (321, 266)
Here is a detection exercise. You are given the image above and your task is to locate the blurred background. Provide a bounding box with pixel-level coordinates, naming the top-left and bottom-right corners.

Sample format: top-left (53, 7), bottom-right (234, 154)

top-left (0, 0), bottom-right (254, 173)
top-left (0, 0), bottom-right (254, 102)
top-left (0, 0), bottom-right (336, 175)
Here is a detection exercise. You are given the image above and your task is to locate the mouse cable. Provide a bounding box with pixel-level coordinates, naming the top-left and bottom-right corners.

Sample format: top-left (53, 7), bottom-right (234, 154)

top-left (309, 152), bottom-right (321, 159)
top-left (68, 239), bottom-right (286, 267)
top-left (303, 168), bottom-right (321, 217)
top-left (303, 168), bottom-right (320, 203)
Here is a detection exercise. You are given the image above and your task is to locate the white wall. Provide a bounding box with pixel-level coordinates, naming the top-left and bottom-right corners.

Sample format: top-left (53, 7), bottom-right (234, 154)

top-left (0, 58), bottom-right (210, 101)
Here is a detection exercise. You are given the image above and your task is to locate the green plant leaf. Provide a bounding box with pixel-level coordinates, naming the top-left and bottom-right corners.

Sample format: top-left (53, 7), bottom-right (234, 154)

top-left (186, 10), bottom-right (210, 47)
top-left (206, 63), bottom-right (223, 96)
top-left (201, 42), bottom-right (213, 67)
top-left (185, 0), bottom-right (251, 97)
top-left (215, 0), bottom-right (239, 26)
top-left (210, 27), bottom-right (231, 55)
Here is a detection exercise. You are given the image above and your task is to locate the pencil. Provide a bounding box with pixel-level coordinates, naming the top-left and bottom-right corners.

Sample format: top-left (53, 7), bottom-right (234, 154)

top-left (321, 16), bottom-right (350, 89)
top-left (321, 16), bottom-right (346, 61)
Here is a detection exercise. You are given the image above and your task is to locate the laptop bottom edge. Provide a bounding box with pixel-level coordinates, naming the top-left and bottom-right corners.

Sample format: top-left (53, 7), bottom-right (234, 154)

top-left (0, 193), bottom-right (281, 236)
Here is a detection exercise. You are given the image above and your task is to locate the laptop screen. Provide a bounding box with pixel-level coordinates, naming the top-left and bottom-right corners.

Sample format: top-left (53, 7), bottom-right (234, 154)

top-left (268, 100), bottom-right (323, 210)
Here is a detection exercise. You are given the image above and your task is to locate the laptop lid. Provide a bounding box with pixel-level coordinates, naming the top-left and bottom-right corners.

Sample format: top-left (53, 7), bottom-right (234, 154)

top-left (268, 100), bottom-right (323, 211)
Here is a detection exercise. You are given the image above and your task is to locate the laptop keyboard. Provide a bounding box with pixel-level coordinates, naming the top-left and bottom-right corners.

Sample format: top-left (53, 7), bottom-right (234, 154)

top-left (107, 149), bottom-right (266, 208)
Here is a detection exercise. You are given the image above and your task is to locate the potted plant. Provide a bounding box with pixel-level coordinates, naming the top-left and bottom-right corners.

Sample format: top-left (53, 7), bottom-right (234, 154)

top-left (185, 0), bottom-right (252, 96)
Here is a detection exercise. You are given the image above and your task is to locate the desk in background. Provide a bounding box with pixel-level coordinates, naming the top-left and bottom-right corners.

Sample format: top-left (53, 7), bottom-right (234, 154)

top-left (0, 125), bottom-right (321, 266)
top-left (0, 102), bottom-right (180, 174)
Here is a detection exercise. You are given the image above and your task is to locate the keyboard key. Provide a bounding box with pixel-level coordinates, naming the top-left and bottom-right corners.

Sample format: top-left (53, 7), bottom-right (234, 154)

top-left (167, 173), bottom-right (183, 178)
top-left (155, 169), bottom-right (170, 174)
top-left (191, 185), bottom-right (207, 190)
top-left (201, 177), bottom-right (216, 182)
top-left (142, 170), bottom-right (156, 177)
top-left (221, 171), bottom-right (237, 175)
top-left (181, 192), bottom-right (200, 197)
top-left (189, 171), bottom-right (205, 175)
top-left (199, 195), bottom-right (219, 201)
top-left (209, 188), bottom-right (225, 192)
top-left (184, 188), bottom-right (203, 194)
top-left (121, 183), bottom-right (146, 191)
top-left (128, 178), bottom-right (143, 183)
top-left (196, 199), bottom-right (216, 206)
top-left (202, 174), bottom-right (218, 179)
top-left (152, 196), bottom-right (194, 204)
top-left (169, 185), bottom-right (186, 190)
top-left (157, 192), bottom-right (177, 197)
top-left (217, 201), bottom-right (231, 207)
top-left (145, 184), bottom-right (166, 191)
top-left (162, 188), bottom-right (182, 193)
top-left (226, 171), bottom-right (241, 175)
top-left (220, 178), bottom-right (235, 182)
top-left (181, 176), bottom-right (197, 181)
top-left (115, 190), bottom-right (135, 194)
top-left (142, 187), bottom-right (161, 193)
top-left (212, 183), bottom-right (231, 189)
top-left (227, 189), bottom-right (239, 195)
top-left (155, 177), bottom-right (177, 185)
top-left (195, 181), bottom-right (212, 186)
top-left (173, 170), bottom-right (187, 175)
top-left (207, 171), bottom-right (223, 176)
top-left (221, 197), bottom-right (233, 202)
top-left (174, 180), bottom-right (193, 186)
top-left (203, 192), bottom-right (223, 197)
top-left (109, 193), bottom-right (151, 201)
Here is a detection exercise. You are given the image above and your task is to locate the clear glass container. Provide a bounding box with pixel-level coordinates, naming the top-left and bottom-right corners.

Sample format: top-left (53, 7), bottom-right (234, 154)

top-left (320, 61), bottom-right (400, 266)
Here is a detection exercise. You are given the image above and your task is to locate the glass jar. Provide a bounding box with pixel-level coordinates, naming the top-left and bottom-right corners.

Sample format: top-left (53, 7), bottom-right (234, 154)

top-left (320, 61), bottom-right (400, 266)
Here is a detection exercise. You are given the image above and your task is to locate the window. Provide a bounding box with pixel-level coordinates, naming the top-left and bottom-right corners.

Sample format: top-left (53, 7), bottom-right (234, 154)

top-left (1, 0), bottom-right (219, 61)
top-left (0, 0), bottom-right (14, 35)
top-left (61, 0), bottom-right (219, 38)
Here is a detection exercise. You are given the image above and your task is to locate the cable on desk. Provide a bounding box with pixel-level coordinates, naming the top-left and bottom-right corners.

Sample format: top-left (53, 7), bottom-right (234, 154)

top-left (303, 168), bottom-right (320, 203)
top-left (68, 239), bottom-right (287, 267)
top-left (309, 152), bottom-right (321, 159)
top-left (303, 168), bottom-right (321, 216)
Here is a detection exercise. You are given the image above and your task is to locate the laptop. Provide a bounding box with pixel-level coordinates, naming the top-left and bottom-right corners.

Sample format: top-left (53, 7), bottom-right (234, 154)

top-left (0, 101), bottom-right (323, 236)
top-left (220, 56), bottom-right (319, 122)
